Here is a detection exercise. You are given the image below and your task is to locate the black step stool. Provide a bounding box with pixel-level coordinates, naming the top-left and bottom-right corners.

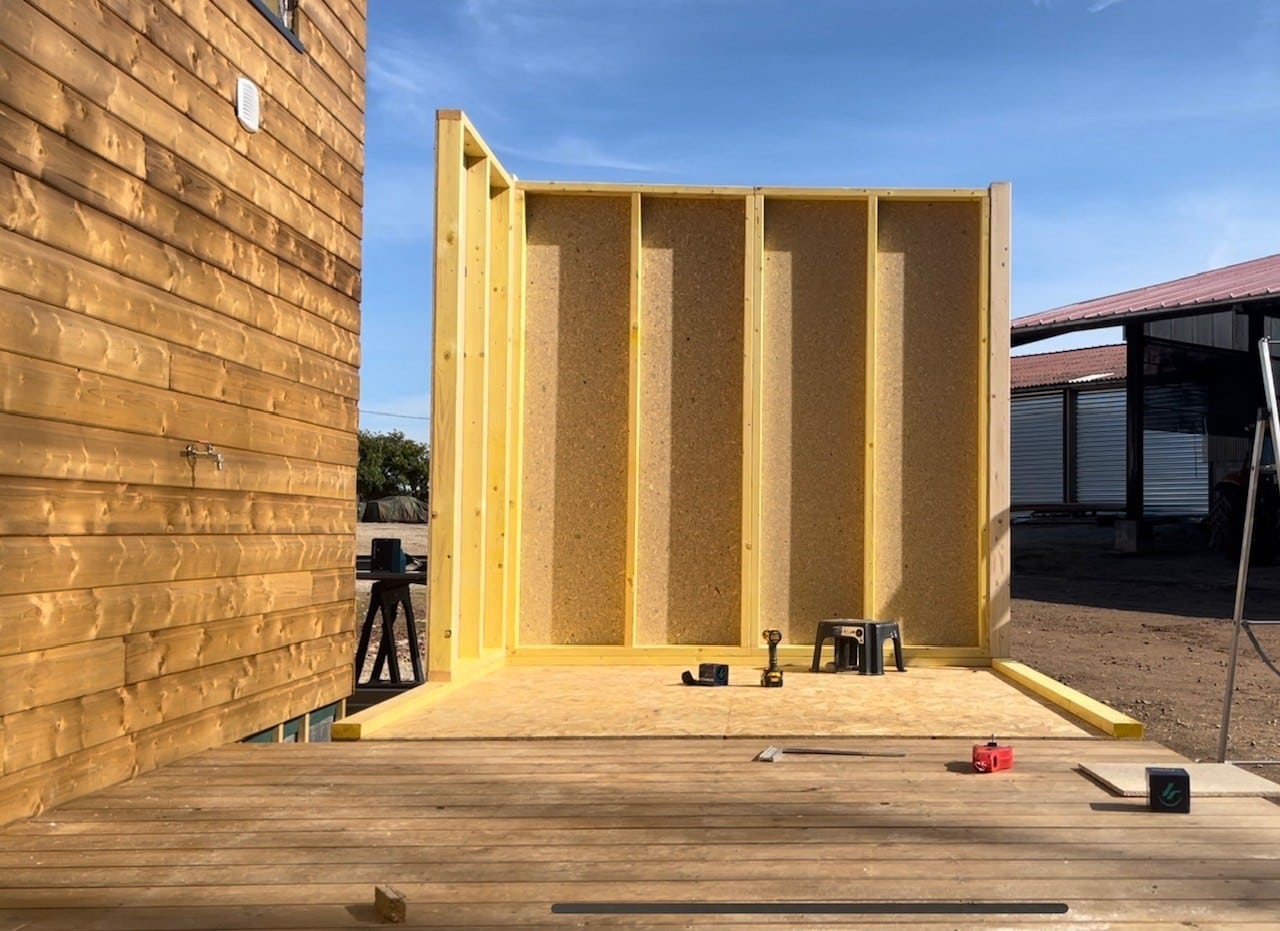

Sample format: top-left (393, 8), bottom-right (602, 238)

top-left (811, 619), bottom-right (906, 675)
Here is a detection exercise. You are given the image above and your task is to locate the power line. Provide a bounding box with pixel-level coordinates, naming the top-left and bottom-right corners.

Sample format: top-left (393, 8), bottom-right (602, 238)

top-left (359, 409), bottom-right (431, 421)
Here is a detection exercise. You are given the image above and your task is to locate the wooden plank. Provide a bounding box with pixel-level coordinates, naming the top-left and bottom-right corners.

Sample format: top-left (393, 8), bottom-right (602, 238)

top-left (0, 640), bottom-right (125, 717)
top-left (429, 113), bottom-right (467, 680)
top-left (483, 185), bottom-right (512, 654)
top-left (987, 182), bottom-right (1013, 658)
top-left (169, 348), bottom-right (358, 434)
top-left (196, 0), bottom-right (364, 146)
top-left (0, 478), bottom-right (353, 537)
top-left (0, 732), bottom-right (137, 829)
top-left (739, 193), bottom-right (763, 648)
top-left (323, 0), bottom-right (367, 47)
top-left (863, 196), bottom-right (879, 617)
top-left (0, 168), bottom-right (360, 368)
top-left (458, 155), bottom-right (491, 662)
top-left (504, 190), bottom-right (528, 654)
top-left (0, 667), bottom-right (350, 826)
top-left (140, 0), bottom-right (363, 172)
top-left (4, 877), bottom-right (1280, 912)
top-left (624, 193), bottom-right (643, 648)
top-left (145, 146), bottom-right (361, 307)
top-left (0, 571), bottom-right (318, 658)
top-left (123, 637), bottom-right (352, 738)
top-left (124, 602), bottom-right (352, 684)
top-left (5, 1), bottom-right (360, 262)
top-left (0, 104), bottom-right (360, 339)
top-left (0, 230), bottom-right (359, 400)
top-left (0, 412), bottom-right (355, 500)
top-left (0, 535), bottom-right (350, 597)
top-left (301, 0), bottom-right (367, 80)
top-left (520, 181), bottom-right (753, 197)
top-left (96, 0), bottom-right (363, 203)
top-left (24, 0), bottom-right (362, 242)
top-left (1, 689), bottom-right (127, 776)
top-left (0, 42), bottom-right (145, 177)
top-left (0, 349), bottom-right (356, 466)
top-left (0, 289), bottom-right (170, 389)
top-left (994, 660), bottom-right (1144, 738)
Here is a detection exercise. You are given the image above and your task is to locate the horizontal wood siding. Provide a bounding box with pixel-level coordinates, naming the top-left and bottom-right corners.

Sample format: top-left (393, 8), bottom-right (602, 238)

top-left (0, 0), bottom-right (365, 825)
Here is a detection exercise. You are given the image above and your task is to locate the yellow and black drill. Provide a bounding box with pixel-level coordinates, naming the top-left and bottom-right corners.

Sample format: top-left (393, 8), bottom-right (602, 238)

top-left (761, 629), bottom-right (783, 687)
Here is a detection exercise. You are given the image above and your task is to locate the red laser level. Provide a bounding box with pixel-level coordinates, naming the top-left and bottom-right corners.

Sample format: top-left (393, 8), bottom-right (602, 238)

top-left (972, 740), bottom-right (1014, 773)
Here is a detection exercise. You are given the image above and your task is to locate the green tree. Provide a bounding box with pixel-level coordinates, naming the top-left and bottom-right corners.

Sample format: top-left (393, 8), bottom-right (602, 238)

top-left (357, 430), bottom-right (430, 501)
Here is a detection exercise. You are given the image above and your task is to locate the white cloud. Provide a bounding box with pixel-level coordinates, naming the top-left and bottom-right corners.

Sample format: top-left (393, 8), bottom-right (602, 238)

top-left (505, 135), bottom-right (669, 174)
top-left (1088, 0), bottom-right (1128, 11)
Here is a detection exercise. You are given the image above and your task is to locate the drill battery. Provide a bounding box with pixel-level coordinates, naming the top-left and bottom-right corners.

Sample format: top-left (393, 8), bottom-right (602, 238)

top-left (972, 740), bottom-right (1014, 773)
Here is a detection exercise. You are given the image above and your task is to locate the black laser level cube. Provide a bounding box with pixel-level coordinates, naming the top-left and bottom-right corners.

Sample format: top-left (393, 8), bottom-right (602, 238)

top-left (698, 663), bottom-right (729, 686)
top-left (1147, 766), bottom-right (1190, 813)
top-left (371, 538), bottom-right (406, 573)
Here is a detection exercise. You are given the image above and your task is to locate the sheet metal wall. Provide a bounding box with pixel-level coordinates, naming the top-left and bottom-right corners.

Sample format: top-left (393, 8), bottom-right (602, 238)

top-left (1012, 394), bottom-right (1065, 505)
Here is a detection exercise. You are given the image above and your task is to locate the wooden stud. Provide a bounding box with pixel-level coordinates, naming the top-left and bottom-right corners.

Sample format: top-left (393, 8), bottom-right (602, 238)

top-left (482, 184), bottom-right (511, 655)
top-left (428, 112), bottom-right (467, 681)
top-left (987, 182), bottom-right (1013, 658)
top-left (458, 154), bottom-right (491, 662)
top-left (976, 192), bottom-right (992, 654)
top-left (740, 193), bottom-right (764, 647)
top-left (863, 196), bottom-right (879, 618)
top-left (504, 190), bottom-right (528, 655)
top-left (624, 193), bottom-right (643, 648)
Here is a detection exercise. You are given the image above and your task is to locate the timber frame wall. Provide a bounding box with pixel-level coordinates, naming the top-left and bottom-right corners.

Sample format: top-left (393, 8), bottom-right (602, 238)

top-left (0, 0), bottom-right (366, 826)
top-left (431, 112), bottom-right (1011, 683)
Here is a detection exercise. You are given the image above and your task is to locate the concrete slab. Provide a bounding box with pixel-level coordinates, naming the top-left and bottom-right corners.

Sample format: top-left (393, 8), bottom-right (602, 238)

top-left (1081, 761), bottom-right (1280, 797)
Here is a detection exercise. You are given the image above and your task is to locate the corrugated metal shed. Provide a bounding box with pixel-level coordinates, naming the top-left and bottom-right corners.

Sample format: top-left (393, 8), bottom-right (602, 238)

top-left (1012, 253), bottom-right (1280, 344)
top-left (1012, 344), bottom-right (1126, 390)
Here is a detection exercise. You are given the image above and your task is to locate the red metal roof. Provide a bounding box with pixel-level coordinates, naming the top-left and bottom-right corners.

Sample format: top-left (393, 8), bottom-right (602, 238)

top-left (1012, 344), bottom-right (1126, 391)
top-left (1013, 253), bottom-right (1280, 340)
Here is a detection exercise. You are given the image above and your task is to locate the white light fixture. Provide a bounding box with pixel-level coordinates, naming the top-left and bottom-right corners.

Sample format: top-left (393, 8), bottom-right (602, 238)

top-left (236, 77), bottom-right (260, 133)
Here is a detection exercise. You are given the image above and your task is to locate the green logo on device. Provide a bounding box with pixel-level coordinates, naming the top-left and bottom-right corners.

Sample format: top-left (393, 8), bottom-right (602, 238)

top-left (1159, 783), bottom-right (1183, 806)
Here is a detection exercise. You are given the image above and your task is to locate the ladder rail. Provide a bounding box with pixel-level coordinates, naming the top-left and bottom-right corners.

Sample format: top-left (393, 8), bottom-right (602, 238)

top-left (1218, 336), bottom-right (1280, 763)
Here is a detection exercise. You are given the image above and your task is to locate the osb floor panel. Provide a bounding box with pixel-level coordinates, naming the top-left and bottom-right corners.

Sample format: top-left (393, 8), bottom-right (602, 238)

top-left (369, 665), bottom-right (1094, 740)
top-left (2, 738), bottom-right (1280, 928)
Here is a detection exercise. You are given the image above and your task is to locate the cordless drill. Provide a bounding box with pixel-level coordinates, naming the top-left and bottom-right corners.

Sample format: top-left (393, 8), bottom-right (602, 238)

top-left (761, 629), bottom-right (783, 687)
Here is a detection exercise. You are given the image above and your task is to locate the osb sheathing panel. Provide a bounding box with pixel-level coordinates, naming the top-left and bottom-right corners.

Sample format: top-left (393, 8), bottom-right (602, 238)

top-left (873, 201), bottom-right (981, 646)
top-left (636, 198), bottom-right (744, 644)
top-left (760, 201), bottom-right (867, 641)
top-left (520, 196), bottom-right (630, 644)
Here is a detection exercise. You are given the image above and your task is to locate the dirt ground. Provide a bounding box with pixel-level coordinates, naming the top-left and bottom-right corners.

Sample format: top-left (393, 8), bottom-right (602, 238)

top-left (352, 520), bottom-right (1280, 780)
top-left (1012, 519), bottom-right (1280, 778)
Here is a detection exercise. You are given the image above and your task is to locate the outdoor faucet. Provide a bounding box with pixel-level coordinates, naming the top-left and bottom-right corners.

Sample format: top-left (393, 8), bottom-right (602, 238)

top-left (184, 441), bottom-right (224, 471)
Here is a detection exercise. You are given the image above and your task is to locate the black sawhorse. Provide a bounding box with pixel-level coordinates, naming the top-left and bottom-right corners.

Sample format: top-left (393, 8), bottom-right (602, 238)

top-left (354, 579), bottom-right (425, 687)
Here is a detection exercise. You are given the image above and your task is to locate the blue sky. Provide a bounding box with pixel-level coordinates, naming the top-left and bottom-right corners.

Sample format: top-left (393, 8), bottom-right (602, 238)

top-left (358, 0), bottom-right (1280, 442)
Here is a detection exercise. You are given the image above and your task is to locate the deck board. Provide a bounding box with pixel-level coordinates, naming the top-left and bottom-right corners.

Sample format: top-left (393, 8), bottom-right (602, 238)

top-left (2, 738), bottom-right (1279, 927)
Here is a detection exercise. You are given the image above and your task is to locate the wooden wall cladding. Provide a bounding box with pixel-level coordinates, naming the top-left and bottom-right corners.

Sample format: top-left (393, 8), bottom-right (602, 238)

top-left (520, 196), bottom-right (631, 645)
top-left (0, 0), bottom-right (366, 825)
top-left (760, 201), bottom-right (867, 643)
top-left (873, 201), bottom-right (983, 647)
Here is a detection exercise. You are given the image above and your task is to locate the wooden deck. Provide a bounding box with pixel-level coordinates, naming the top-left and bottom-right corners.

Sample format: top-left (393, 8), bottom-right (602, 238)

top-left (2, 737), bottom-right (1279, 928)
